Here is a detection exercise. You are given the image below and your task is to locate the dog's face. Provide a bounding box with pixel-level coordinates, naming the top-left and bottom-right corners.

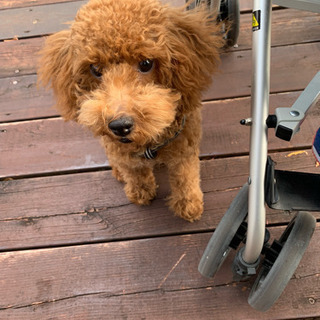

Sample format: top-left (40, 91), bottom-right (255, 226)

top-left (39, 0), bottom-right (223, 149)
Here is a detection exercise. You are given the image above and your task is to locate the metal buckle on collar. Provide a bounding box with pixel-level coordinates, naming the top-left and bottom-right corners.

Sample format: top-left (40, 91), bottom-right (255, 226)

top-left (144, 147), bottom-right (158, 160)
top-left (141, 116), bottom-right (186, 160)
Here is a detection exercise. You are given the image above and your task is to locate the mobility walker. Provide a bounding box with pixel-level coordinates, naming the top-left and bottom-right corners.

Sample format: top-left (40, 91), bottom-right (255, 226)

top-left (195, 0), bottom-right (320, 312)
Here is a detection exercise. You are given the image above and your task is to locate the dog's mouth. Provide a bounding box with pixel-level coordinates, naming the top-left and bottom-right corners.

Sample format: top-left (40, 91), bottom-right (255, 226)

top-left (119, 137), bottom-right (133, 144)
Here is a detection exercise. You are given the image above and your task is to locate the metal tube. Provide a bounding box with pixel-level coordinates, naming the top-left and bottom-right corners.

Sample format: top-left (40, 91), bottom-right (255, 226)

top-left (243, 0), bottom-right (272, 264)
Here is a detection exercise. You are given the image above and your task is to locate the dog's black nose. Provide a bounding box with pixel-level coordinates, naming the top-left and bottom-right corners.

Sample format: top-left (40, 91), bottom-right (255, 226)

top-left (108, 117), bottom-right (134, 137)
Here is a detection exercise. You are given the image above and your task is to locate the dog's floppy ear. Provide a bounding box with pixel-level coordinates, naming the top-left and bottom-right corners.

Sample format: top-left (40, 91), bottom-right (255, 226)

top-left (165, 6), bottom-right (224, 112)
top-left (38, 30), bottom-right (78, 121)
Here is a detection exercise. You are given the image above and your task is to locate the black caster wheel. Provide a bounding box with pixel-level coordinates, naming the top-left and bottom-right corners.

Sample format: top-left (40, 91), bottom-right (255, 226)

top-left (198, 183), bottom-right (248, 278)
top-left (248, 211), bottom-right (316, 312)
top-left (186, 0), bottom-right (240, 47)
top-left (186, 0), bottom-right (219, 12)
top-left (219, 0), bottom-right (240, 47)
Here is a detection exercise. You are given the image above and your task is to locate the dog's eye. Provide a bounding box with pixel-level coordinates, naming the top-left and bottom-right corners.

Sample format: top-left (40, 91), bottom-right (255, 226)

top-left (138, 59), bottom-right (154, 73)
top-left (90, 64), bottom-right (103, 79)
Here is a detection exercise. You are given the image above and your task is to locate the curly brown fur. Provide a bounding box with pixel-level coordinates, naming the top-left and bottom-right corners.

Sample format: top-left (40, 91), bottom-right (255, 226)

top-left (38, 0), bottom-right (224, 222)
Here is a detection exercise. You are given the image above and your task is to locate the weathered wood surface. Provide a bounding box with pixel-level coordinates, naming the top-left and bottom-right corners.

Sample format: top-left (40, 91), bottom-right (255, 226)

top-left (0, 150), bottom-right (319, 251)
top-left (205, 42), bottom-right (320, 100)
top-left (2, 8), bottom-right (319, 79)
top-left (0, 1), bottom-right (86, 40)
top-left (0, 0), bottom-right (185, 10)
top-left (0, 226), bottom-right (318, 319)
top-left (0, 2), bottom-right (320, 319)
top-left (0, 37), bottom-right (43, 79)
top-left (0, 0), bottom-right (82, 10)
top-left (1, 42), bottom-right (319, 122)
top-left (0, 6), bottom-right (319, 122)
top-left (1, 91), bottom-right (319, 178)
top-left (0, 0), bottom-right (253, 11)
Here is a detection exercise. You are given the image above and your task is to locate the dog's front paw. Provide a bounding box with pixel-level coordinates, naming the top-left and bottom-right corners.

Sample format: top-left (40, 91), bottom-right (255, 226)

top-left (168, 191), bottom-right (204, 222)
top-left (124, 181), bottom-right (157, 206)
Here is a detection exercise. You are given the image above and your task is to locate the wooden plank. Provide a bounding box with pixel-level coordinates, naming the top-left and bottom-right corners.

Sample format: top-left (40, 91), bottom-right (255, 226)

top-left (201, 91), bottom-right (320, 158)
top-left (0, 0), bottom-right (305, 41)
top-left (205, 42), bottom-right (320, 100)
top-left (0, 117), bottom-right (108, 178)
top-left (0, 0), bottom-right (185, 10)
top-left (0, 227), bottom-right (318, 319)
top-left (0, 0), bottom-right (81, 10)
top-left (0, 0), bottom-right (187, 40)
top-left (0, 74), bottom-right (56, 122)
top-left (0, 150), bottom-right (319, 250)
top-left (235, 9), bottom-right (320, 51)
top-left (0, 0), bottom-right (252, 13)
top-left (0, 37), bottom-right (43, 79)
top-left (1, 9), bottom-right (319, 80)
top-left (1, 41), bottom-right (320, 122)
top-left (1, 91), bottom-right (319, 178)
top-left (3, 277), bottom-right (317, 319)
top-left (0, 1), bottom-right (86, 41)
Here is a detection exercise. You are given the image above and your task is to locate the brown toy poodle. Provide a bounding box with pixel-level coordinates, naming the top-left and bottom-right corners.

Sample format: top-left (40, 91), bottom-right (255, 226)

top-left (38, 0), bottom-right (224, 222)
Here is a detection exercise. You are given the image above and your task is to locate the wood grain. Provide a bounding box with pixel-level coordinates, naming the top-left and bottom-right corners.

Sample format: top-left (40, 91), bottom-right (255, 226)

top-left (1, 41), bottom-right (319, 123)
top-left (0, 74), bottom-right (56, 122)
top-left (0, 1), bottom-right (86, 40)
top-left (0, 150), bottom-right (319, 250)
top-left (1, 9), bottom-right (319, 80)
top-left (1, 91), bottom-right (319, 178)
top-left (0, 37), bottom-right (43, 79)
top-left (0, 0), bottom-right (188, 40)
top-left (0, 0), bottom-right (81, 10)
top-left (0, 4), bottom-right (319, 319)
top-left (236, 9), bottom-right (320, 51)
top-left (0, 118), bottom-right (107, 178)
top-left (205, 42), bottom-right (320, 100)
top-left (0, 0), bottom-right (252, 12)
top-left (0, 0), bottom-right (185, 10)
top-left (0, 227), bottom-right (318, 319)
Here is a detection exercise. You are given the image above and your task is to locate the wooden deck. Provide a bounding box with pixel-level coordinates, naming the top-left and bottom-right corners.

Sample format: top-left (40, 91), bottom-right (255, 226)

top-left (0, 0), bottom-right (320, 319)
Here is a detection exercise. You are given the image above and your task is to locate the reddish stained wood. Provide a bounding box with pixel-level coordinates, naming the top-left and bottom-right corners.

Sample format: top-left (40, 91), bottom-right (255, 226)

top-left (0, 118), bottom-right (107, 178)
top-left (0, 75), bottom-right (56, 122)
top-left (1, 42), bottom-right (320, 122)
top-left (0, 2), bottom-right (83, 41)
top-left (1, 91), bottom-right (319, 178)
top-left (1, 9), bottom-right (319, 80)
top-left (235, 9), bottom-right (320, 51)
top-left (0, 0), bottom-right (186, 41)
top-left (202, 91), bottom-right (320, 157)
top-left (0, 3), bottom-right (318, 319)
top-left (0, 0), bottom-right (251, 11)
top-left (0, 151), bottom-right (319, 250)
top-left (0, 0), bottom-right (79, 10)
top-left (0, 227), bottom-right (318, 319)
top-left (0, 37), bottom-right (44, 79)
top-left (205, 42), bottom-right (320, 100)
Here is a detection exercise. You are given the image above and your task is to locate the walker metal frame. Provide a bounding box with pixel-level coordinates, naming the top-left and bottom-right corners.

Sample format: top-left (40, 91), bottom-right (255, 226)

top-left (198, 0), bottom-right (320, 311)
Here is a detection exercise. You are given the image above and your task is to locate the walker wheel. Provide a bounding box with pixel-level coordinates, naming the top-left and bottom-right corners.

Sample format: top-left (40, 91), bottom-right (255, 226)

top-left (248, 211), bottom-right (316, 312)
top-left (198, 183), bottom-right (248, 278)
top-left (219, 0), bottom-right (240, 47)
top-left (186, 0), bottom-right (240, 47)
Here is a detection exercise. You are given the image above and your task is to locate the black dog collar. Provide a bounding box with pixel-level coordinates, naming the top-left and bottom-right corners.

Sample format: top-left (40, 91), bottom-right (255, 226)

top-left (141, 116), bottom-right (186, 160)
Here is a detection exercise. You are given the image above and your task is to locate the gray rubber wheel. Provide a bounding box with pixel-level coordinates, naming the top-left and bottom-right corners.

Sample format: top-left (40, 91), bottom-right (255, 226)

top-left (248, 211), bottom-right (316, 312)
top-left (198, 183), bottom-right (248, 278)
